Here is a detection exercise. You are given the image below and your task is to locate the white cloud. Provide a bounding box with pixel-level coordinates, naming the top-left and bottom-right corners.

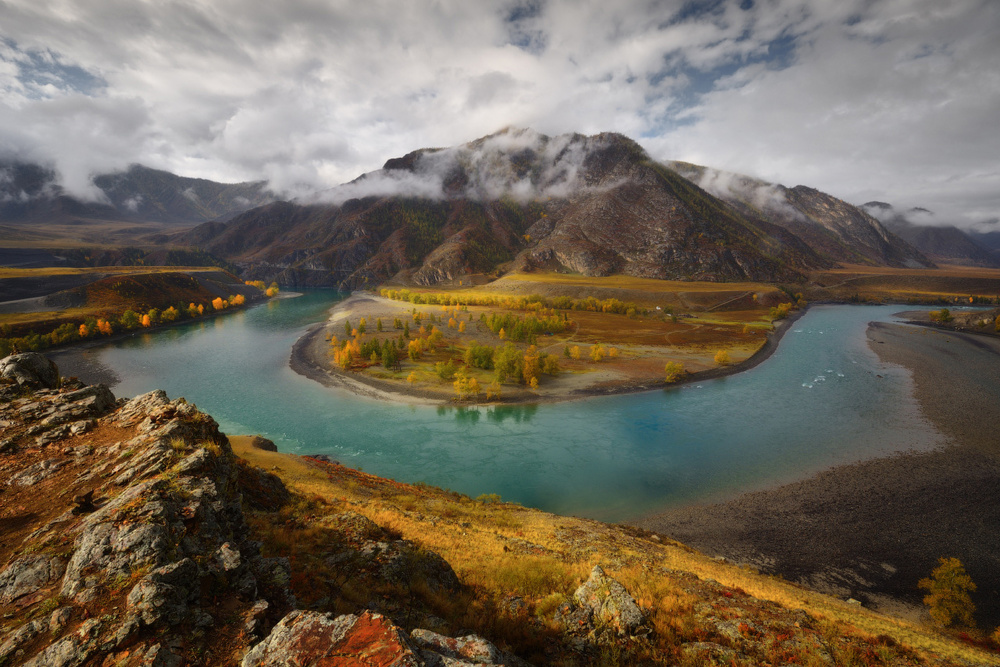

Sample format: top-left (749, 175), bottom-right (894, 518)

top-left (0, 0), bottom-right (995, 227)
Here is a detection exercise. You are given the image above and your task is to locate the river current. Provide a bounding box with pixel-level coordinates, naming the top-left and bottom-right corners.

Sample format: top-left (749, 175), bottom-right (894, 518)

top-left (79, 291), bottom-right (945, 521)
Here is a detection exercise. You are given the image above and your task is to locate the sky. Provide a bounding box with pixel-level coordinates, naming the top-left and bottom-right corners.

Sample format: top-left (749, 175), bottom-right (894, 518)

top-left (1, 0), bottom-right (998, 228)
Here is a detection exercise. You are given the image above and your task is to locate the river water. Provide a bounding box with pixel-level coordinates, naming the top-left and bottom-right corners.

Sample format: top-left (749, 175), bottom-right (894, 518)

top-left (79, 291), bottom-right (945, 521)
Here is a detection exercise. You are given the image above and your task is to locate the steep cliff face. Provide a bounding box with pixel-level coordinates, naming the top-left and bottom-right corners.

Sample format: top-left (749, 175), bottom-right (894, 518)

top-left (668, 162), bottom-right (932, 269)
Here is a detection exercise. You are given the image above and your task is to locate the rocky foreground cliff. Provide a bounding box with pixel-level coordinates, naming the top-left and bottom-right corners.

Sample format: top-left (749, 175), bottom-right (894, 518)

top-left (1, 353), bottom-right (996, 666)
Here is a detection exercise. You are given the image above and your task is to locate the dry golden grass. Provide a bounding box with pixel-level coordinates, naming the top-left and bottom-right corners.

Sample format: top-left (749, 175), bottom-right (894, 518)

top-left (0, 266), bottom-right (226, 279)
top-left (230, 436), bottom-right (1000, 666)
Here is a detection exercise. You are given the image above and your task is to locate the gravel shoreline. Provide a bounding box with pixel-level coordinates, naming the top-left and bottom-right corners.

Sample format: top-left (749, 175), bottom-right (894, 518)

top-left (635, 320), bottom-right (1000, 626)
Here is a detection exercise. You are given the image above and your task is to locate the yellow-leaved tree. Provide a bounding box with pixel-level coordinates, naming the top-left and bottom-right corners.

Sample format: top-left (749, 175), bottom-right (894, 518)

top-left (714, 349), bottom-right (731, 366)
top-left (664, 361), bottom-right (685, 383)
top-left (918, 557), bottom-right (977, 628)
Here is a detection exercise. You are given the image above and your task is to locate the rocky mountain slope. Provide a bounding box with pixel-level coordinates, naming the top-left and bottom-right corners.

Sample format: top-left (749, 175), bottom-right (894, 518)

top-left (667, 163), bottom-right (931, 269)
top-left (1, 352), bottom-right (997, 666)
top-left (181, 129), bottom-right (843, 289)
top-left (860, 202), bottom-right (1000, 268)
top-left (0, 162), bottom-right (272, 227)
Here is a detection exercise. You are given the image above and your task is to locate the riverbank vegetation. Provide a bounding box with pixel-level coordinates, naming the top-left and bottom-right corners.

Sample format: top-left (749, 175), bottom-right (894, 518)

top-left (0, 269), bottom-right (278, 356)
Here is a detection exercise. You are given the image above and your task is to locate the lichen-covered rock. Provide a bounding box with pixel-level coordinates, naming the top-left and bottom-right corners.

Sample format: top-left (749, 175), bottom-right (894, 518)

top-left (242, 610), bottom-right (422, 667)
top-left (0, 352), bottom-right (60, 389)
top-left (0, 554), bottom-right (65, 603)
top-left (19, 617), bottom-right (104, 667)
top-left (359, 539), bottom-right (462, 594)
top-left (8, 457), bottom-right (67, 485)
top-left (127, 558), bottom-right (200, 626)
top-left (572, 565), bottom-right (644, 636)
top-left (410, 629), bottom-right (504, 664)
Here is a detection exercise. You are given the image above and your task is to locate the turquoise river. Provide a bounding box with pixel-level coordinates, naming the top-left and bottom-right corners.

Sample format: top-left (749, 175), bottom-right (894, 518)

top-left (66, 291), bottom-right (948, 522)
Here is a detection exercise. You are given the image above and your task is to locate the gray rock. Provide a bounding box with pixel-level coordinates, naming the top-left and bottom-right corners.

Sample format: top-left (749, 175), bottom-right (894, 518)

top-left (0, 618), bottom-right (48, 662)
top-left (142, 643), bottom-right (183, 667)
top-left (0, 353), bottom-right (59, 389)
top-left (114, 389), bottom-right (170, 426)
top-left (8, 458), bottom-right (67, 485)
top-left (49, 606), bottom-right (73, 635)
top-left (247, 435), bottom-right (277, 452)
top-left (411, 629), bottom-right (504, 664)
top-left (0, 554), bottom-right (65, 603)
top-left (126, 559), bottom-right (199, 626)
top-left (572, 565), bottom-right (645, 636)
top-left (20, 617), bottom-right (102, 667)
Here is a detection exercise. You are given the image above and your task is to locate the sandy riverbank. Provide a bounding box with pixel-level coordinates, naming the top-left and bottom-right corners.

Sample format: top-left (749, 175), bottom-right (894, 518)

top-left (635, 320), bottom-right (1000, 626)
top-left (289, 292), bottom-right (807, 405)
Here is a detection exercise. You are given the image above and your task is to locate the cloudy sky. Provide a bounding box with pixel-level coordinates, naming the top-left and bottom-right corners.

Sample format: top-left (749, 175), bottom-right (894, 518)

top-left (1, 0), bottom-right (998, 227)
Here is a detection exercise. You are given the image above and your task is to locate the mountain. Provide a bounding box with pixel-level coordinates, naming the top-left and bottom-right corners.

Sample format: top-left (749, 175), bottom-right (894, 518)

top-left (183, 129), bottom-right (840, 288)
top-left (860, 202), bottom-right (1000, 268)
top-left (667, 163), bottom-right (931, 269)
top-left (0, 162), bottom-right (273, 226)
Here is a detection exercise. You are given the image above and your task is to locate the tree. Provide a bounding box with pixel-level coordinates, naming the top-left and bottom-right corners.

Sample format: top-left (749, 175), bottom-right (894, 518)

top-left (358, 318), bottom-right (367, 334)
top-left (919, 557), bottom-right (977, 628)
top-left (212, 297), bottom-right (227, 310)
top-left (141, 314), bottom-right (152, 328)
top-left (376, 318), bottom-right (383, 332)
top-left (162, 306), bottom-right (179, 322)
top-left (493, 342), bottom-right (522, 384)
top-left (344, 319), bottom-right (352, 337)
top-left (570, 345), bottom-right (581, 360)
top-left (97, 319), bottom-right (113, 336)
top-left (589, 344), bottom-right (605, 362)
top-left (715, 349), bottom-right (731, 366)
top-left (485, 380), bottom-right (502, 400)
top-left (147, 308), bottom-right (160, 325)
top-left (231, 294), bottom-right (246, 306)
top-left (458, 320), bottom-right (466, 333)
top-left (381, 343), bottom-right (400, 371)
top-left (120, 310), bottom-right (140, 330)
top-left (664, 361), bottom-right (685, 383)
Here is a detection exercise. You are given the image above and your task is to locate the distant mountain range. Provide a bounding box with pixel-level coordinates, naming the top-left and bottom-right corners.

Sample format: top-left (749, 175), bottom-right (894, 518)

top-left (0, 162), bottom-right (273, 226)
top-left (8, 129), bottom-right (996, 285)
top-left (859, 202), bottom-right (1000, 268)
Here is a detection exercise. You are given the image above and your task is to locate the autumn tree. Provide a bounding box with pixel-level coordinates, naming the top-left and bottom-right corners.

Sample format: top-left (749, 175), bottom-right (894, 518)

top-left (919, 557), bottom-right (977, 628)
top-left (212, 297), bottom-right (227, 311)
top-left (97, 319), bottom-right (113, 336)
top-left (162, 306), bottom-right (179, 322)
top-left (522, 345), bottom-right (540, 386)
top-left (358, 318), bottom-right (367, 334)
top-left (590, 343), bottom-right (605, 362)
top-left (231, 294), bottom-right (246, 306)
top-left (664, 361), bottom-right (685, 383)
top-left (147, 308), bottom-right (160, 325)
top-left (570, 345), bottom-right (581, 360)
top-left (120, 310), bottom-right (140, 330)
top-left (485, 380), bottom-right (502, 400)
top-left (141, 314), bottom-right (152, 328)
top-left (493, 342), bottom-right (522, 384)
top-left (381, 343), bottom-right (400, 371)
top-left (458, 320), bottom-right (466, 333)
top-left (376, 318), bottom-right (383, 332)
top-left (344, 319), bottom-right (352, 337)
top-left (714, 349), bottom-right (731, 366)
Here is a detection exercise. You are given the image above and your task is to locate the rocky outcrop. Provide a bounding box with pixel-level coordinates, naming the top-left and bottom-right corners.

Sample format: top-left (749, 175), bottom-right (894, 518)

top-left (243, 610), bottom-right (528, 667)
top-left (0, 352), bottom-right (60, 389)
top-left (0, 361), bottom-right (295, 666)
top-left (554, 565), bottom-right (646, 644)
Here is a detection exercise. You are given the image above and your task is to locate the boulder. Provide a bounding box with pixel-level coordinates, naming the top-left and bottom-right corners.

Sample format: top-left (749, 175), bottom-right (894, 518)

top-left (242, 610), bottom-right (422, 667)
top-left (247, 435), bottom-right (277, 452)
top-left (572, 565), bottom-right (644, 636)
top-left (0, 353), bottom-right (59, 389)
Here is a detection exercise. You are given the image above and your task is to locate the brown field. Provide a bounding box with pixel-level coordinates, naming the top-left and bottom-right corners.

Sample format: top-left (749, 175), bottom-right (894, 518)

top-left (808, 264), bottom-right (1000, 302)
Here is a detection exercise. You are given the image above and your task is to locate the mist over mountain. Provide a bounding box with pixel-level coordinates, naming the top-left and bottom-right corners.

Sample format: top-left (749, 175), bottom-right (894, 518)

top-left (180, 129), bottom-right (931, 289)
top-left (667, 163), bottom-right (931, 269)
top-left (859, 201), bottom-right (1000, 268)
top-left (0, 162), bottom-right (273, 226)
